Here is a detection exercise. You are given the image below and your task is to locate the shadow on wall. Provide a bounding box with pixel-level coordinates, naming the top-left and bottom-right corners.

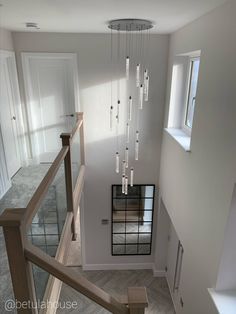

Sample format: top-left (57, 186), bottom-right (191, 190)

top-left (27, 70), bottom-right (159, 151)
top-left (83, 133), bottom-right (159, 264)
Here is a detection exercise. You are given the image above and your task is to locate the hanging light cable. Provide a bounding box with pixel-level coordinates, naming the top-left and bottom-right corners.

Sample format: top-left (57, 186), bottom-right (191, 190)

top-left (110, 27), bottom-right (113, 130)
top-left (114, 26), bottom-right (121, 174)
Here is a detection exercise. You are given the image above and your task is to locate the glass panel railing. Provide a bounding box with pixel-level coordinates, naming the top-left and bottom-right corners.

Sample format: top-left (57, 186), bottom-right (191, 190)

top-left (27, 164), bottom-right (67, 301)
top-left (32, 264), bottom-right (50, 303)
top-left (71, 130), bottom-right (81, 189)
top-left (58, 277), bottom-right (110, 314)
top-left (28, 164), bottom-right (67, 255)
top-left (31, 265), bottom-right (110, 313)
top-left (31, 264), bottom-right (61, 309)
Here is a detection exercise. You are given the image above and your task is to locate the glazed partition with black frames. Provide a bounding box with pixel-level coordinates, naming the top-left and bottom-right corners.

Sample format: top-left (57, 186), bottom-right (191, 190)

top-left (112, 184), bottom-right (155, 255)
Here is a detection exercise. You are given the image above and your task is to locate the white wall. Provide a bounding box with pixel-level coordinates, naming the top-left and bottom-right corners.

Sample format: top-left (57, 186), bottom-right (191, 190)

top-left (0, 28), bottom-right (14, 198)
top-left (12, 32), bottom-right (169, 267)
top-left (159, 1), bottom-right (236, 313)
top-left (216, 184), bottom-right (236, 291)
top-left (0, 28), bottom-right (14, 50)
top-left (154, 199), bottom-right (170, 274)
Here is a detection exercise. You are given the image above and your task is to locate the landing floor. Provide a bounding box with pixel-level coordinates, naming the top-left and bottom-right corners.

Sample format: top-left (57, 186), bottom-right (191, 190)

top-left (0, 165), bottom-right (51, 312)
top-left (59, 268), bottom-right (175, 314)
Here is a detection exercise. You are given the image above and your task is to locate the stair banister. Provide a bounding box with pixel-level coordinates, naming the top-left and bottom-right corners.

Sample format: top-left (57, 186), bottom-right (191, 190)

top-left (0, 112), bottom-right (148, 314)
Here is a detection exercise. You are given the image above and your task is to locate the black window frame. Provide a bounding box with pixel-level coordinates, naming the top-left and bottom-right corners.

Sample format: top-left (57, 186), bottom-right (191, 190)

top-left (111, 184), bottom-right (155, 256)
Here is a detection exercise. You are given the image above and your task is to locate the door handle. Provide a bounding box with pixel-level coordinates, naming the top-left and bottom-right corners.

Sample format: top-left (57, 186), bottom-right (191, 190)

top-left (60, 114), bottom-right (74, 118)
top-left (11, 116), bottom-right (16, 121)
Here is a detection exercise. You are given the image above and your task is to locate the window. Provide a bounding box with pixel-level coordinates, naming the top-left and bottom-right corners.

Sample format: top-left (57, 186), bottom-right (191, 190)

top-left (166, 51), bottom-right (201, 151)
top-left (111, 184), bottom-right (155, 255)
top-left (184, 57), bottom-right (200, 130)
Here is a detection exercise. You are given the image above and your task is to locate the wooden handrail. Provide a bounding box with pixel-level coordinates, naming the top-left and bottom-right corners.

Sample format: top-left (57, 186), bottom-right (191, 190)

top-left (73, 165), bottom-right (85, 211)
top-left (23, 146), bottom-right (69, 229)
top-left (75, 112), bottom-right (85, 165)
top-left (60, 111), bottom-right (85, 240)
top-left (0, 207), bottom-right (26, 227)
top-left (23, 112), bottom-right (84, 230)
top-left (71, 117), bottom-right (83, 139)
top-left (40, 212), bottom-right (73, 314)
top-left (70, 112), bottom-right (83, 140)
top-left (25, 243), bottom-right (129, 314)
top-left (0, 111), bottom-right (148, 314)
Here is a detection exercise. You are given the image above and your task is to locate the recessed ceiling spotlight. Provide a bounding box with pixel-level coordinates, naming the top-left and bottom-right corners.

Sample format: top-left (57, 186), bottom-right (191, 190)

top-left (25, 22), bottom-right (40, 30)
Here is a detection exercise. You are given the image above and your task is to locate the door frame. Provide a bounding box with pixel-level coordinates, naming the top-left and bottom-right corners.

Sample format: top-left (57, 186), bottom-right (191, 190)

top-left (21, 52), bottom-right (80, 161)
top-left (0, 129), bottom-right (11, 199)
top-left (0, 50), bottom-right (27, 196)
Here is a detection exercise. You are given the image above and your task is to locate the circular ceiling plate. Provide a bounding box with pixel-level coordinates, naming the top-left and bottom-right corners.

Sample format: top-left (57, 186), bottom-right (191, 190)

top-left (108, 19), bottom-right (153, 31)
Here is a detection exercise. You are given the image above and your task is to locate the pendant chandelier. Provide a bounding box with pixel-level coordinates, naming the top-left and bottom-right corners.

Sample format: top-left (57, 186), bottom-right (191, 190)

top-left (108, 19), bottom-right (153, 194)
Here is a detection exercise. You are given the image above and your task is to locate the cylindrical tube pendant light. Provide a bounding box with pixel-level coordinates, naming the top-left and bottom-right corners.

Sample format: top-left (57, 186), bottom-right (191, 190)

top-left (125, 175), bottom-right (128, 195)
top-left (122, 175), bottom-right (125, 193)
top-left (144, 69), bottom-right (148, 95)
top-left (136, 64), bottom-right (140, 87)
top-left (130, 167), bottom-right (134, 187)
top-left (128, 96), bottom-right (132, 121)
top-left (116, 152), bottom-right (119, 173)
top-left (139, 84), bottom-right (143, 109)
top-left (125, 147), bottom-right (129, 168)
top-left (126, 123), bottom-right (130, 143)
top-left (144, 69), bottom-right (148, 84)
top-left (144, 76), bottom-right (149, 101)
top-left (126, 56), bottom-right (130, 80)
top-left (117, 100), bottom-right (120, 123)
top-left (135, 140), bottom-right (139, 160)
top-left (110, 106), bottom-right (113, 130)
top-left (122, 160), bottom-right (126, 175)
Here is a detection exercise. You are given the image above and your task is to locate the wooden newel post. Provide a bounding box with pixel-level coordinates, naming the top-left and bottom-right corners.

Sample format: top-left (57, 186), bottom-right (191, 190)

top-left (60, 133), bottom-right (77, 240)
top-left (0, 208), bottom-right (37, 314)
top-left (127, 287), bottom-right (148, 314)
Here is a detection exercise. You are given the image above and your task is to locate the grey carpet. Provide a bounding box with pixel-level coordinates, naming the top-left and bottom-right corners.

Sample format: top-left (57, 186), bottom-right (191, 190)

top-left (0, 164), bottom-right (56, 312)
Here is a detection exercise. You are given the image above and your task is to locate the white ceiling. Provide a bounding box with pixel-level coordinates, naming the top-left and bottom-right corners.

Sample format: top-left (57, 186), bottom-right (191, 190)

top-left (0, 0), bottom-right (229, 34)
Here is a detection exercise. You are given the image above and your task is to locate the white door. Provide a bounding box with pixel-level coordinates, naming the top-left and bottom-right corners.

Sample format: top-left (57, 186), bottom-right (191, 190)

top-left (0, 55), bottom-right (21, 178)
top-left (22, 53), bottom-right (80, 163)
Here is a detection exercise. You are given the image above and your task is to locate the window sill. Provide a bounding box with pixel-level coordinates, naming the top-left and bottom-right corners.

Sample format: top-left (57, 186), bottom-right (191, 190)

top-left (164, 128), bottom-right (191, 152)
top-left (209, 288), bottom-right (236, 314)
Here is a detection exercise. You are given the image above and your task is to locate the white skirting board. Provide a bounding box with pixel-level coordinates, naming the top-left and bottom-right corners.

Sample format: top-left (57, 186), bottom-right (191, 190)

top-left (152, 265), bottom-right (166, 277)
top-left (83, 262), bottom-right (166, 277)
top-left (83, 263), bottom-right (154, 271)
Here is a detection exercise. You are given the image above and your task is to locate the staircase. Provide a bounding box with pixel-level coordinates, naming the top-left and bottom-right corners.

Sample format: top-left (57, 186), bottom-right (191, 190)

top-left (0, 112), bottom-right (148, 314)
